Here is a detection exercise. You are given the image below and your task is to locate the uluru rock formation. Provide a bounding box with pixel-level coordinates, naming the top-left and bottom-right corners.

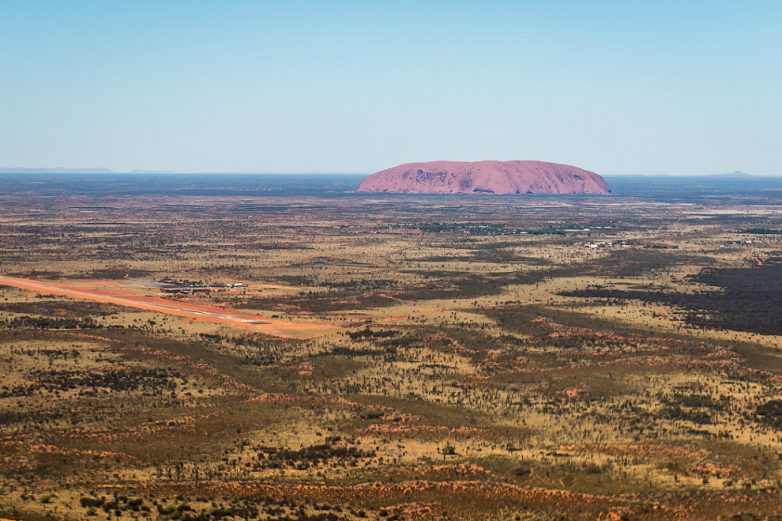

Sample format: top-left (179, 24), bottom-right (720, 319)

top-left (358, 160), bottom-right (610, 195)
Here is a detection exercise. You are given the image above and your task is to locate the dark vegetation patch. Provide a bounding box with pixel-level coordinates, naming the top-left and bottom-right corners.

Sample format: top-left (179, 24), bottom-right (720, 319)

top-left (483, 304), bottom-right (782, 375)
top-left (346, 328), bottom-right (398, 341)
top-left (756, 400), bottom-right (782, 429)
top-left (741, 228), bottom-right (782, 235)
top-left (71, 494), bottom-right (387, 521)
top-left (561, 262), bottom-right (782, 335)
top-left (319, 279), bottom-right (398, 290)
top-left (394, 222), bottom-right (531, 236)
top-left (0, 300), bottom-right (125, 317)
top-left (1, 368), bottom-right (180, 398)
top-left (556, 249), bottom-right (714, 278)
top-left (661, 391), bottom-right (728, 410)
top-left (4, 315), bottom-right (100, 329)
top-left (254, 442), bottom-right (375, 470)
top-left (395, 221), bottom-right (621, 238)
top-left (658, 404), bottom-right (714, 425)
top-left (397, 270), bottom-right (546, 300)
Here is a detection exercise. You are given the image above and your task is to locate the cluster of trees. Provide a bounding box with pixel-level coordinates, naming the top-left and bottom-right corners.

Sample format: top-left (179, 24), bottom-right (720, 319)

top-left (5, 315), bottom-right (99, 330)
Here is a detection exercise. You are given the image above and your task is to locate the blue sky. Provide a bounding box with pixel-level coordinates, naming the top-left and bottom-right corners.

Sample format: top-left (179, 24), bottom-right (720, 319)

top-left (1, 1), bottom-right (780, 174)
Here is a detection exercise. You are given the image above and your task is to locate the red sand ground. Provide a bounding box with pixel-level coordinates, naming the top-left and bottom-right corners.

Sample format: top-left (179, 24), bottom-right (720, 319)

top-left (0, 275), bottom-right (336, 339)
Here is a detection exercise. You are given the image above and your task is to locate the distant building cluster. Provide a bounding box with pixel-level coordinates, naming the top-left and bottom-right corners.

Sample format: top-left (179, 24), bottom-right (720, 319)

top-left (586, 240), bottom-right (627, 249)
top-left (160, 278), bottom-right (246, 295)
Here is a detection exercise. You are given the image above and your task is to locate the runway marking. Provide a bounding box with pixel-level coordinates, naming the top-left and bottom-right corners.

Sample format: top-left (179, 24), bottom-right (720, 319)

top-left (0, 275), bottom-right (335, 338)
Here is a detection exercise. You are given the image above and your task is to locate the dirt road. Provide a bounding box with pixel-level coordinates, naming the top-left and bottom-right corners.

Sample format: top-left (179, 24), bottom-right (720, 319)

top-left (0, 275), bottom-right (335, 339)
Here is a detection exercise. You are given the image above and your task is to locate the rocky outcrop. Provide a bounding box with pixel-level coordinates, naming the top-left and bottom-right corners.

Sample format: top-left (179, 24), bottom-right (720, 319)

top-left (358, 160), bottom-right (609, 195)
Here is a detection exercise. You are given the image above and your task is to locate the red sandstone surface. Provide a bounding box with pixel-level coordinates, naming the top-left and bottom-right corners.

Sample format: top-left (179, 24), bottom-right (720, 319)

top-left (358, 160), bottom-right (610, 195)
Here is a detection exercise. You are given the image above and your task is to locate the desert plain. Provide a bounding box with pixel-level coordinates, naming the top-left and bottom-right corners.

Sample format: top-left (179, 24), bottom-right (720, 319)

top-left (1, 179), bottom-right (781, 520)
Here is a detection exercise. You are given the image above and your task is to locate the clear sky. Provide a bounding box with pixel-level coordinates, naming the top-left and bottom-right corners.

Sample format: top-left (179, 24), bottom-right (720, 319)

top-left (1, 1), bottom-right (780, 175)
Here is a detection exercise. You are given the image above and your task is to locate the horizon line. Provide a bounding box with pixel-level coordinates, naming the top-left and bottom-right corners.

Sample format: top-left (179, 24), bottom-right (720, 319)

top-left (0, 168), bottom-right (780, 178)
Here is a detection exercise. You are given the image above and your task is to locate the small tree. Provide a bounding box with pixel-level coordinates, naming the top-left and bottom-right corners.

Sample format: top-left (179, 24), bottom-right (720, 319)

top-left (442, 443), bottom-right (456, 460)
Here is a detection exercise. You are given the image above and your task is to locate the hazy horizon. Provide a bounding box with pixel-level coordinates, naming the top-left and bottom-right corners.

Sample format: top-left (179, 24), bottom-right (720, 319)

top-left (0, 167), bottom-right (779, 177)
top-left (2, 1), bottom-right (781, 175)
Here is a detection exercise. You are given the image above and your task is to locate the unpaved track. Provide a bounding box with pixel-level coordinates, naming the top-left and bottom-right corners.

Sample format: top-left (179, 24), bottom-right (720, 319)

top-left (0, 275), bottom-right (335, 339)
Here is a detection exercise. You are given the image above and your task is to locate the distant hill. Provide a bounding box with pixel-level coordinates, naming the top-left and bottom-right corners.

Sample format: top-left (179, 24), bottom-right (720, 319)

top-left (712, 171), bottom-right (755, 179)
top-left (358, 160), bottom-right (610, 195)
top-left (0, 167), bottom-right (113, 174)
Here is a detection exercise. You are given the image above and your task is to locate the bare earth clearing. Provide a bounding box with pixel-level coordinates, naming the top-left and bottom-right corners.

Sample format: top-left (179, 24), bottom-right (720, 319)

top-left (0, 275), bottom-right (335, 339)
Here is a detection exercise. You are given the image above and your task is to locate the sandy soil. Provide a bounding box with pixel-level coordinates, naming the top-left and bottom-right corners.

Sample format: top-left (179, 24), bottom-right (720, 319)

top-left (0, 275), bottom-right (336, 339)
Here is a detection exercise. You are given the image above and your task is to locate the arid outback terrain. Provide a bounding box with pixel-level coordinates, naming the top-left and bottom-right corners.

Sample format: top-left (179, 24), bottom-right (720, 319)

top-left (1, 177), bottom-right (782, 520)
